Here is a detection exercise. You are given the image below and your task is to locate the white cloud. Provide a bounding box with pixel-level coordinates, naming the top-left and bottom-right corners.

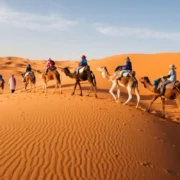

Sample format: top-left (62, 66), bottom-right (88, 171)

top-left (0, 4), bottom-right (77, 31)
top-left (95, 24), bottom-right (180, 41)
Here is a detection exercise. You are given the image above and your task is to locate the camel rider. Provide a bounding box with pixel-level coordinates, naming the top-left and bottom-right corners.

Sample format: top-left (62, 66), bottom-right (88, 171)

top-left (23, 64), bottom-right (32, 82)
top-left (75, 55), bottom-right (88, 75)
top-left (45, 58), bottom-right (56, 75)
top-left (0, 74), bottom-right (2, 80)
top-left (115, 57), bottom-right (132, 79)
top-left (160, 64), bottom-right (177, 96)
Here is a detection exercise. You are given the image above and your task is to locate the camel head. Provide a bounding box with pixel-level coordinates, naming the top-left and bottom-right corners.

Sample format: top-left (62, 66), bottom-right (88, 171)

top-left (60, 67), bottom-right (71, 74)
top-left (97, 66), bottom-right (109, 74)
top-left (139, 76), bottom-right (151, 88)
top-left (35, 70), bottom-right (42, 74)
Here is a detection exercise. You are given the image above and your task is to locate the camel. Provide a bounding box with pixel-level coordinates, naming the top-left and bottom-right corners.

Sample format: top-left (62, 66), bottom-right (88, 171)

top-left (97, 66), bottom-right (140, 108)
top-left (36, 69), bottom-right (62, 94)
top-left (60, 66), bottom-right (97, 98)
top-left (139, 76), bottom-right (180, 118)
top-left (21, 72), bottom-right (36, 92)
top-left (0, 78), bottom-right (5, 93)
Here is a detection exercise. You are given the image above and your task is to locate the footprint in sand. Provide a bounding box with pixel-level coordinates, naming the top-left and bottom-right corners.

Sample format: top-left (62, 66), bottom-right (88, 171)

top-left (163, 169), bottom-right (180, 178)
top-left (137, 129), bottom-right (144, 132)
top-left (154, 136), bottom-right (164, 143)
top-left (138, 162), bottom-right (154, 168)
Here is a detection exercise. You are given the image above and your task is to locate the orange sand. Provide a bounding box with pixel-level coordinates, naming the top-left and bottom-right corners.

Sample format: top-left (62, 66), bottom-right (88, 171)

top-left (0, 54), bottom-right (180, 180)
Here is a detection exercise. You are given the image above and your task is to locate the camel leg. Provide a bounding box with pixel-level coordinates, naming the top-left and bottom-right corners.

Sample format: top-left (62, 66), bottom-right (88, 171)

top-left (52, 83), bottom-right (58, 94)
top-left (42, 84), bottom-right (44, 93)
top-left (87, 78), bottom-right (97, 98)
top-left (59, 83), bottom-right (62, 94)
top-left (42, 84), bottom-right (45, 93)
top-left (33, 84), bottom-right (36, 93)
top-left (109, 81), bottom-right (118, 101)
top-left (116, 84), bottom-right (120, 102)
top-left (93, 85), bottom-right (97, 98)
top-left (30, 82), bottom-right (32, 92)
top-left (161, 97), bottom-right (165, 118)
top-left (87, 85), bottom-right (93, 96)
top-left (147, 95), bottom-right (159, 112)
top-left (25, 83), bottom-right (28, 93)
top-left (123, 86), bottom-right (132, 105)
top-left (176, 94), bottom-right (180, 108)
top-left (134, 87), bottom-right (140, 108)
top-left (72, 81), bottom-right (78, 95)
top-left (43, 83), bottom-right (47, 93)
top-left (87, 80), bottom-right (97, 98)
top-left (45, 83), bottom-right (47, 93)
top-left (90, 84), bottom-right (97, 98)
top-left (78, 81), bottom-right (83, 96)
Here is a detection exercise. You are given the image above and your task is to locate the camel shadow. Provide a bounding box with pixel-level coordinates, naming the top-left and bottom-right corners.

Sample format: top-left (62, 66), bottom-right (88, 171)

top-left (47, 83), bottom-right (75, 89)
top-left (140, 94), bottom-right (178, 107)
top-left (78, 85), bottom-right (130, 97)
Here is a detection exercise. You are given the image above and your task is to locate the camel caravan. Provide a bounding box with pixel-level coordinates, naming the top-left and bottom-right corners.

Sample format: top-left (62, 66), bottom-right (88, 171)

top-left (1, 55), bottom-right (180, 118)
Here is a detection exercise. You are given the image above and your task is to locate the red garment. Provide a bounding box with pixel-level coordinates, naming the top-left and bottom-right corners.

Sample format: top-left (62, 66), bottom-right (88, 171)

top-left (46, 60), bottom-right (52, 68)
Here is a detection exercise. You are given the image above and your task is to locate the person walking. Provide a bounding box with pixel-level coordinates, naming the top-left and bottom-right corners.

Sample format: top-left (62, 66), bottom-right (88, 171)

top-left (8, 75), bottom-right (16, 93)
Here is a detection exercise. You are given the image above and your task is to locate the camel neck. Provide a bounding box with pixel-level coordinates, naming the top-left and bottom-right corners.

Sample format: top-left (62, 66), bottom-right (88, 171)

top-left (65, 70), bottom-right (75, 79)
top-left (145, 81), bottom-right (154, 92)
top-left (101, 70), bottom-right (113, 81)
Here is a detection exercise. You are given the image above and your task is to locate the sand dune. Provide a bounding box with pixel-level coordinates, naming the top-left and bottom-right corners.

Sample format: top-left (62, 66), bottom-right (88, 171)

top-left (0, 54), bottom-right (180, 180)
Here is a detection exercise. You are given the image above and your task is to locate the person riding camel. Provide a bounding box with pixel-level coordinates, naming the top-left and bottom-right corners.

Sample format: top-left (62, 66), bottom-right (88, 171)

top-left (115, 57), bottom-right (132, 79)
top-left (23, 64), bottom-right (32, 82)
top-left (160, 64), bottom-right (177, 96)
top-left (45, 58), bottom-right (56, 75)
top-left (75, 55), bottom-right (88, 76)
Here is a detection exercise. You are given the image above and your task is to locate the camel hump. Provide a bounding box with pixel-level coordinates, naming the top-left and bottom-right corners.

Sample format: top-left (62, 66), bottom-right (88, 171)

top-left (169, 80), bottom-right (180, 90)
top-left (165, 81), bottom-right (176, 89)
top-left (174, 81), bottom-right (180, 88)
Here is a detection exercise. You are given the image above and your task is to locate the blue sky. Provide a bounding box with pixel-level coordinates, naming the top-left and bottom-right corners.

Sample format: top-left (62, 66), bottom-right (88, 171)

top-left (0, 0), bottom-right (180, 60)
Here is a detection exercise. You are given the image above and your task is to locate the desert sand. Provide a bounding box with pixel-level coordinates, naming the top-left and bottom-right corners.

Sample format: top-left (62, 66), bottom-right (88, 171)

top-left (0, 54), bottom-right (180, 180)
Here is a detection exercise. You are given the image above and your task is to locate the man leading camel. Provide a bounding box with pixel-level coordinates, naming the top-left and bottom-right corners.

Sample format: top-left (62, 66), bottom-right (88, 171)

top-left (160, 64), bottom-right (177, 96)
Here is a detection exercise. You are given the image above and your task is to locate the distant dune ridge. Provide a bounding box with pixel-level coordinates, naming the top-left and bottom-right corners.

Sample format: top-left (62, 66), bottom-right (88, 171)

top-left (0, 53), bottom-right (180, 180)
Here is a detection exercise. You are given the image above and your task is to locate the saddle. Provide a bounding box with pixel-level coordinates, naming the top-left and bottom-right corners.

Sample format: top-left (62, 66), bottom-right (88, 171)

top-left (48, 66), bottom-right (56, 71)
top-left (121, 71), bottom-right (135, 77)
top-left (29, 71), bottom-right (35, 77)
top-left (154, 78), bottom-right (180, 91)
top-left (78, 65), bottom-right (90, 74)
